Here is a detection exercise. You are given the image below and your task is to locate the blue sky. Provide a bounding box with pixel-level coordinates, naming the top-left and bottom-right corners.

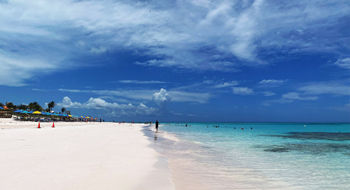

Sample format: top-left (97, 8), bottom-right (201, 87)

top-left (1, 0), bottom-right (350, 122)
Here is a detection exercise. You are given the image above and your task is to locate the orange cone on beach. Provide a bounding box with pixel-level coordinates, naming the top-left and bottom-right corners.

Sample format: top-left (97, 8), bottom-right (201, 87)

top-left (38, 122), bottom-right (41, 129)
top-left (52, 122), bottom-right (55, 128)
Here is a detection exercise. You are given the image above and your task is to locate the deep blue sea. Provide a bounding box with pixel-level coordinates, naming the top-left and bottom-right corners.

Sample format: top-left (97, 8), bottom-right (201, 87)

top-left (148, 123), bottom-right (350, 189)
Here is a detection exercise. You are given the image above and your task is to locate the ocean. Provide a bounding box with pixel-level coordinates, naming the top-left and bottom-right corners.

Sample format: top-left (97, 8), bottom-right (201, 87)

top-left (144, 123), bottom-right (350, 189)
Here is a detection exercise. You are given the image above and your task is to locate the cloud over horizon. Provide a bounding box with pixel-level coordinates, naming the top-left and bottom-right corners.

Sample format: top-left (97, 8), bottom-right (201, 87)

top-left (58, 88), bottom-right (211, 104)
top-left (57, 96), bottom-right (156, 116)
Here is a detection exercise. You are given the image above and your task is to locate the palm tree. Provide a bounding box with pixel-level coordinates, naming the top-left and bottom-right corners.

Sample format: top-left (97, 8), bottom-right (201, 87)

top-left (17, 104), bottom-right (28, 110)
top-left (61, 107), bottom-right (66, 114)
top-left (48, 101), bottom-right (55, 112)
top-left (28, 102), bottom-right (43, 111)
top-left (6, 102), bottom-right (16, 110)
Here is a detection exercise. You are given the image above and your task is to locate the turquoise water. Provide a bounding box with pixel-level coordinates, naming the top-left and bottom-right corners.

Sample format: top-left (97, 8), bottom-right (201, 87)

top-left (154, 123), bottom-right (350, 189)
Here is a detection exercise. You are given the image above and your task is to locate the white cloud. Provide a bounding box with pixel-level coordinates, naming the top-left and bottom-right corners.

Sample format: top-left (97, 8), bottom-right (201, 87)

top-left (264, 81), bottom-right (350, 105)
top-left (1, 0), bottom-right (349, 86)
top-left (334, 58), bottom-right (350, 69)
top-left (57, 96), bottom-right (156, 115)
top-left (59, 88), bottom-right (211, 103)
top-left (298, 82), bottom-right (350, 96)
top-left (59, 88), bottom-right (155, 101)
top-left (58, 96), bottom-right (82, 108)
top-left (282, 92), bottom-right (318, 101)
top-left (0, 51), bottom-right (61, 86)
top-left (214, 81), bottom-right (239, 88)
top-left (263, 92), bottom-right (318, 106)
top-left (259, 79), bottom-right (285, 87)
top-left (232, 87), bottom-right (254, 95)
top-left (153, 88), bottom-right (170, 104)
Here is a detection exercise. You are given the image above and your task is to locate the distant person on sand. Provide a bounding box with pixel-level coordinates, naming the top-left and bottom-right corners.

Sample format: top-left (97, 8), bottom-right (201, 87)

top-left (155, 120), bottom-right (159, 132)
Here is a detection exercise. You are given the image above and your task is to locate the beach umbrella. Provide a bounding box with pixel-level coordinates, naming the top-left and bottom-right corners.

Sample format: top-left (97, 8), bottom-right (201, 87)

top-left (42, 112), bottom-right (52, 116)
top-left (68, 115), bottom-right (72, 117)
top-left (33, 111), bottom-right (42, 114)
top-left (0, 107), bottom-right (3, 110)
top-left (14, 110), bottom-right (24, 113)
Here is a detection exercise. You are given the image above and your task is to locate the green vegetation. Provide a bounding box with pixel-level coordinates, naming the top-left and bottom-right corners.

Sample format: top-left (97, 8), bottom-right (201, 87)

top-left (28, 102), bottom-right (43, 111)
top-left (48, 101), bottom-right (55, 112)
top-left (6, 102), bottom-right (16, 110)
top-left (0, 101), bottom-right (96, 121)
top-left (0, 101), bottom-right (55, 112)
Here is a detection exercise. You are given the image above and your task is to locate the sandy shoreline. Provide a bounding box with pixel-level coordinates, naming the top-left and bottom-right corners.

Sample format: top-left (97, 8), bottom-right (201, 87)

top-left (0, 119), bottom-right (174, 190)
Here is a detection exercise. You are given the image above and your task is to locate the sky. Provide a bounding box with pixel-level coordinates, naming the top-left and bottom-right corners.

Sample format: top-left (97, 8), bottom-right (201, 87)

top-left (1, 0), bottom-right (350, 122)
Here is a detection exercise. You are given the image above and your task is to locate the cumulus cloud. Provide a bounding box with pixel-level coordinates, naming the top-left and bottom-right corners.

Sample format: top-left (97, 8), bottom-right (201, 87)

top-left (1, 0), bottom-right (349, 86)
top-left (58, 96), bottom-right (82, 108)
top-left (232, 87), bottom-right (254, 95)
top-left (59, 88), bottom-right (211, 103)
top-left (57, 96), bottom-right (156, 115)
top-left (153, 88), bottom-right (170, 104)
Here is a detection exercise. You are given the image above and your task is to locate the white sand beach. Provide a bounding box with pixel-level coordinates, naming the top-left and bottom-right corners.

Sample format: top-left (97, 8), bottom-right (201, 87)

top-left (0, 119), bottom-right (174, 190)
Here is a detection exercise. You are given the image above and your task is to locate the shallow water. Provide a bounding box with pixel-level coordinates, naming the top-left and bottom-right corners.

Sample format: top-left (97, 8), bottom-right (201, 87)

top-left (145, 123), bottom-right (350, 190)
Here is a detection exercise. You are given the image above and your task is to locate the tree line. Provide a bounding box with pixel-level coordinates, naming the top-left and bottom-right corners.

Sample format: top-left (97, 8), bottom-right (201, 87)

top-left (0, 101), bottom-right (69, 114)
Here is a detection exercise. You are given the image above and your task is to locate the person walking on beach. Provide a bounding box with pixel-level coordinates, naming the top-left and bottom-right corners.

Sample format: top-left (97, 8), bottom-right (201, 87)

top-left (155, 120), bottom-right (159, 132)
